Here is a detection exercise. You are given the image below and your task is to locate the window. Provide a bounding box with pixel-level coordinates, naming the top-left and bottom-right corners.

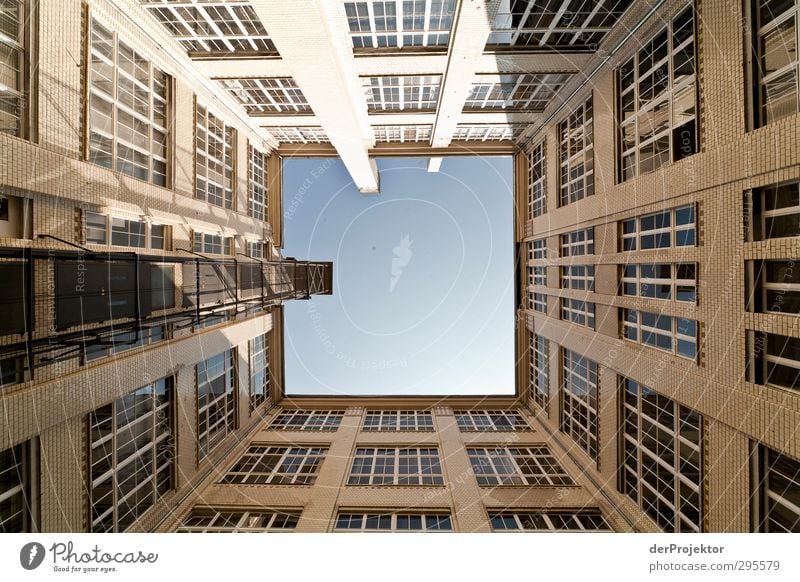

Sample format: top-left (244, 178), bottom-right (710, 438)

top-left (528, 141), bottom-right (546, 218)
top-left (345, 0), bottom-right (455, 50)
top-left (221, 78), bottom-right (311, 114)
top-left (467, 447), bottom-right (573, 486)
top-left (221, 446), bottom-right (327, 485)
top-left (529, 237), bottom-right (547, 260)
top-left (267, 125), bottom-right (328, 144)
top-left (0, 0), bottom-right (31, 137)
top-left (561, 349), bottom-right (599, 461)
top-left (454, 410), bottom-right (529, 431)
top-left (487, 0), bottom-right (631, 50)
top-left (465, 74), bottom-right (571, 111)
top-left (362, 410), bottom-right (434, 431)
top-left (453, 124), bottom-right (526, 141)
top-left (348, 448), bottom-right (444, 485)
top-left (140, 1), bottom-right (277, 57)
top-left (489, 510), bottom-right (611, 532)
top-left (85, 211), bottom-right (170, 250)
top-left (374, 124), bottom-right (432, 142)
top-left (560, 228), bottom-right (594, 257)
top-left (532, 265), bottom-right (546, 287)
top-left (249, 333), bottom-right (269, 412)
top-left (362, 75), bottom-right (441, 111)
top-left (247, 241), bottom-right (266, 259)
top-left (88, 19), bottom-right (169, 186)
top-left (752, 0), bottom-right (800, 126)
top-left (111, 217), bottom-right (146, 248)
top-left (746, 181), bottom-right (800, 240)
top-left (557, 97), bottom-right (593, 206)
top-left (532, 292), bottom-right (547, 314)
top-left (197, 350), bottom-right (236, 460)
top-left (747, 260), bottom-right (800, 314)
top-left (621, 263), bottom-right (697, 303)
top-left (196, 103), bottom-right (235, 209)
top-left (89, 378), bottom-right (173, 532)
top-left (617, 5), bottom-right (697, 181)
top-left (85, 211), bottom-right (107, 244)
top-left (621, 310), bottom-right (698, 360)
top-left (620, 377), bottom-right (703, 532)
top-left (0, 439), bottom-right (37, 532)
top-left (269, 410), bottom-right (344, 431)
top-left (561, 265), bottom-right (595, 291)
top-left (335, 511), bottom-right (453, 532)
top-left (178, 508), bottom-right (301, 532)
top-left (747, 332), bottom-right (800, 392)
top-left (150, 224), bottom-right (168, 250)
top-left (561, 298), bottom-right (595, 329)
top-left (530, 334), bottom-right (549, 411)
top-left (752, 444), bottom-right (800, 532)
top-left (248, 145), bottom-right (267, 221)
top-left (193, 232), bottom-right (233, 256)
top-left (620, 205), bottom-right (696, 251)
top-left (0, 355), bottom-right (23, 388)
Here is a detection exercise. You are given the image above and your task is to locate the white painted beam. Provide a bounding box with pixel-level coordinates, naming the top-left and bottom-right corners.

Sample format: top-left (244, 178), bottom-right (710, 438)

top-left (431, 0), bottom-right (501, 147)
top-left (196, 52), bottom-right (590, 79)
top-left (249, 0), bottom-right (379, 193)
top-left (258, 111), bottom-right (540, 128)
top-left (427, 157), bottom-right (443, 172)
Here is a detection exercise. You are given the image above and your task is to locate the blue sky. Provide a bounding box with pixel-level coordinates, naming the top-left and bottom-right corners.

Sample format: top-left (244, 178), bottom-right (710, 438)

top-left (282, 156), bottom-right (514, 396)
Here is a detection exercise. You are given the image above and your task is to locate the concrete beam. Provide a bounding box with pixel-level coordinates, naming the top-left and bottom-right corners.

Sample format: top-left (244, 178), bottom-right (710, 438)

top-left (431, 0), bottom-right (501, 147)
top-left (249, 0), bottom-right (379, 193)
top-left (258, 111), bottom-right (540, 128)
top-left (196, 52), bottom-right (590, 79)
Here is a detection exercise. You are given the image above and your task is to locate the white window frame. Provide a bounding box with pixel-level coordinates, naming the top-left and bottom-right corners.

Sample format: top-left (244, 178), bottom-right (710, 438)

top-left (362, 75), bottom-right (441, 111)
top-left (249, 333), bottom-right (269, 412)
top-left (177, 508), bottom-right (301, 532)
top-left (560, 228), bottom-right (594, 257)
top-left (561, 265), bottom-right (595, 291)
top-left (221, 446), bottom-right (328, 485)
top-left (269, 410), bottom-right (344, 431)
top-left (489, 510), bottom-right (612, 532)
top-left (620, 204), bottom-right (696, 251)
top-left (0, 439), bottom-right (38, 532)
top-left (467, 446), bottom-right (574, 487)
top-left (89, 378), bottom-right (173, 532)
top-left (454, 410), bottom-right (530, 431)
top-left (560, 298), bottom-right (595, 329)
top-left (197, 350), bottom-right (236, 460)
top-left (557, 97), bottom-right (593, 207)
top-left (362, 410), bottom-right (434, 431)
top-left (344, 0), bottom-right (455, 50)
top-left (620, 376), bottom-right (703, 532)
top-left (193, 231), bottom-right (234, 256)
top-left (561, 349), bottom-right (599, 461)
top-left (334, 511), bottom-right (453, 532)
top-left (248, 144), bottom-right (267, 221)
top-left (195, 102), bottom-right (235, 209)
top-left (88, 18), bottom-right (170, 186)
top-left (528, 141), bottom-right (546, 219)
top-left (617, 4), bottom-right (697, 181)
top-left (530, 334), bottom-right (549, 411)
top-left (348, 447), bottom-right (444, 485)
top-left (621, 262), bottom-right (697, 303)
top-left (621, 309), bottom-right (698, 360)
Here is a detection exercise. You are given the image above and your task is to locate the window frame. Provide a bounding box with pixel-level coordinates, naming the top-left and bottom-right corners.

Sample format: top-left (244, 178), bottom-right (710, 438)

top-left (621, 309), bottom-right (698, 360)
top-left (197, 350), bottom-right (237, 461)
top-left (347, 447), bottom-right (444, 486)
top-left (489, 510), bottom-right (612, 532)
top-left (268, 409), bottom-right (344, 431)
top-left (177, 507), bottom-right (301, 532)
top-left (560, 228), bottom-right (595, 257)
top-left (560, 298), bottom-right (596, 329)
top-left (620, 204), bottom-right (696, 251)
top-left (195, 100), bottom-right (236, 210)
top-left (620, 262), bottom-right (697, 303)
top-left (88, 377), bottom-right (174, 532)
top-left (619, 376), bottom-right (704, 532)
top-left (557, 96), bottom-right (594, 207)
top-left (362, 410), bottom-right (434, 431)
top-left (0, 438), bottom-right (39, 532)
top-left (86, 16), bottom-right (171, 187)
top-left (221, 445), bottom-right (328, 485)
top-left (466, 446), bottom-right (574, 487)
top-left (334, 510), bottom-right (453, 532)
top-left (454, 410), bottom-right (530, 432)
top-left (530, 334), bottom-right (549, 412)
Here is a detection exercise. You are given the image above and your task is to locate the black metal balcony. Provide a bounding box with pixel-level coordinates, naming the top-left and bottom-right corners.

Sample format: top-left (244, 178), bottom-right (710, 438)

top-left (0, 245), bottom-right (333, 377)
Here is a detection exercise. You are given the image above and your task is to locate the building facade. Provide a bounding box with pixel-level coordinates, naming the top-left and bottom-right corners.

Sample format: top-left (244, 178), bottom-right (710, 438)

top-left (1, 0), bottom-right (799, 533)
